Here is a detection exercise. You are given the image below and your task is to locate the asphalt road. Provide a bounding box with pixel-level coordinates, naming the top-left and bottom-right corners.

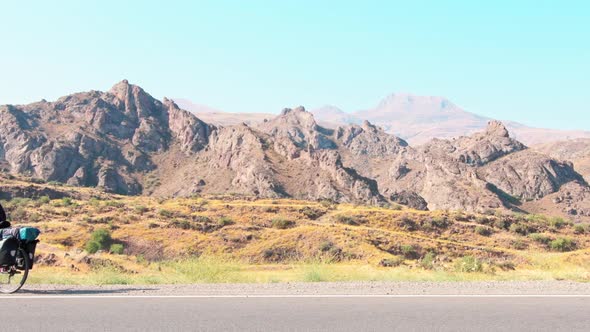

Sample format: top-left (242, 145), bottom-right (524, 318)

top-left (0, 296), bottom-right (589, 331)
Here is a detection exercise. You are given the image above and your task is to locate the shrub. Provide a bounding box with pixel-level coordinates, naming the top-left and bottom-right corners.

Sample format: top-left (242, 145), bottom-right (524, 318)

top-left (31, 178), bottom-right (47, 184)
top-left (87, 198), bottom-right (101, 207)
top-left (529, 233), bottom-right (552, 245)
top-left (454, 256), bottom-right (483, 273)
top-left (169, 219), bottom-right (194, 230)
top-left (335, 215), bottom-right (364, 226)
top-left (89, 229), bottom-right (112, 250)
top-left (61, 197), bottom-right (74, 207)
top-left (423, 216), bottom-right (450, 230)
top-left (379, 257), bottom-right (404, 267)
top-left (548, 217), bottom-right (568, 230)
top-left (511, 239), bottom-right (528, 250)
top-left (109, 244), bottom-right (124, 255)
top-left (475, 216), bottom-right (490, 225)
top-left (85, 241), bottom-right (101, 254)
top-left (493, 219), bottom-right (509, 230)
top-left (509, 223), bottom-right (534, 236)
top-left (158, 209), bottom-right (174, 218)
top-left (388, 204), bottom-right (403, 211)
top-left (549, 238), bottom-right (576, 252)
top-left (397, 216), bottom-right (417, 231)
top-left (400, 245), bottom-right (419, 259)
top-left (300, 207), bottom-right (325, 220)
top-left (105, 200), bottom-right (125, 209)
top-left (319, 241), bottom-right (334, 252)
top-left (271, 218), bottom-right (294, 229)
top-left (475, 226), bottom-right (492, 236)
top-left (574, 224), bottom-right (588, 234)
top-left (420, 252), bottom-right (436, 270)
top-left (37, 196), bottom-right (51, 205)
top-left (134, 205), bottom-right (149, 214)
top-left (218, 217), bottom-right (234, 227)
top-left (497, 261), bottom-right (516, 271)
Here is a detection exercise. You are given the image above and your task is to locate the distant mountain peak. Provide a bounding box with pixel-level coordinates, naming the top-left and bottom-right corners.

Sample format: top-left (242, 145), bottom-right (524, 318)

top-left (375, 93), bottom-right (459, 113)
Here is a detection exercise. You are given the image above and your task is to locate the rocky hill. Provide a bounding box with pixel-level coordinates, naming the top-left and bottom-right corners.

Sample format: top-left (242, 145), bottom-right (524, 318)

top-left (1, 81), bottom-right (588, 220)
top-left (533, 139), bottom-right (590, 182)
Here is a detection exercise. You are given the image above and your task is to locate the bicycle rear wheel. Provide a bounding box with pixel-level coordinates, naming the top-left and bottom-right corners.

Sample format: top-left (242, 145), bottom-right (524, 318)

top-left (0, 248), bottom-right (30, 294)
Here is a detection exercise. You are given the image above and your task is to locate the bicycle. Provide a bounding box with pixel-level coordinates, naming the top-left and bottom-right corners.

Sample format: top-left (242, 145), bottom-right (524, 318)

top-left (0, 238), bottom-right (38, 294)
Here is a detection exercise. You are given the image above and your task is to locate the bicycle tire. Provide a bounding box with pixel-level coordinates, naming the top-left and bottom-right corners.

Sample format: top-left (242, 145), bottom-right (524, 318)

top-left (0, 248), bottom-right (30, 294)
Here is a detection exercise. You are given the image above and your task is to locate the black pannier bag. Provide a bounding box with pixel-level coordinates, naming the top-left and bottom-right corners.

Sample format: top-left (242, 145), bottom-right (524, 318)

top-left (17, 240), bottom-right (38, 270)
top-left (0, 202), bottom-right (6, 223)
top-left (0, 237), bottom-right (18, 266)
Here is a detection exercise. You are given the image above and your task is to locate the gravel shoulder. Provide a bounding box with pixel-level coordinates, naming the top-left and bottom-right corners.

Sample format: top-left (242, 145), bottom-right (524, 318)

top-left (15, 281), bottom-right (590, 296)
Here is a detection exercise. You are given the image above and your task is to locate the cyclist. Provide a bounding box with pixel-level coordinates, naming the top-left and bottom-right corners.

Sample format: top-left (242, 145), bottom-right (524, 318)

top-left (0, 202), bottom-right (10, 229)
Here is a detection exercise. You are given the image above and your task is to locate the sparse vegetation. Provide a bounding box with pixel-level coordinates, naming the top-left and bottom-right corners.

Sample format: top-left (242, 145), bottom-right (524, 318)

top-left (218, 216), bottom-right (234, 227)
top-left (85, 229), bottom-right (112, 253)
top-left (529, 233), bottom-right (552, 245)
top-left (271, 218), bottom-right (294, 229)
top-left (475, 226), bottom-right (492, 236)
top-left (110, 244), bottom-right (125, 255)
top-left (549, 237), bottom-right (576, 252)
top-left (2, 173), bottom-right (590, 284)
top-left (454, 256), bottom-right (483, 273)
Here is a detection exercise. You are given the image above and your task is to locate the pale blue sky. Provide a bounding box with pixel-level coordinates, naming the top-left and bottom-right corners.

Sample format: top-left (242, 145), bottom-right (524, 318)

top-left (1, 0), bottom-right (588, 129)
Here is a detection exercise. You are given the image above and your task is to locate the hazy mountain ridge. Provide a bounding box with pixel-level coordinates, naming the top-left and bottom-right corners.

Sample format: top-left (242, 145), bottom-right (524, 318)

top-left (175, 94), bottom-right (590, 146)
top-left (1, 81), bottom-right (588, 221)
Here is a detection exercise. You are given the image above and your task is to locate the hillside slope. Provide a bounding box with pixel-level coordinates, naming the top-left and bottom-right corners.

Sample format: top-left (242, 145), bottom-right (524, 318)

top-left (1, 81), bottom-right (588, 219)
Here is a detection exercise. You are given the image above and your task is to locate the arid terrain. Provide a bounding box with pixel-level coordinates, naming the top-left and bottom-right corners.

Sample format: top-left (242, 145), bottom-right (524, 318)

top-left (1, 173), bottom-right (589, 284)
top-left (1, 81), bottom-right (589, 284)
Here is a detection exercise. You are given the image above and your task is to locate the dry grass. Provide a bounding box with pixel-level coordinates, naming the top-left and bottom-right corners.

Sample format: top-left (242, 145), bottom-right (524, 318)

top-left (1, 173), bottom-right (590, 284)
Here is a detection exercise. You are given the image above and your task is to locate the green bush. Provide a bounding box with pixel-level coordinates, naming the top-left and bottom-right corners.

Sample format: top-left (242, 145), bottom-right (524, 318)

top-left (109, 244), bottom-right (124, 255)
top-left (158, 209), bottom-right (174, 218)
top-left (37, 196), bottom-right (51, 205)
top-left (61, 197), bottom-right (74, 207)
top-left (423, 216), bottom-right (450, 230)
top-left (87, 228), bottom-right (112, 252)
top-left (218, 216), bottom-right (234, 227)
top-left (511, 239), bottom-right (528, 250)
top-left (271, 218), bottom-right (294, 229)
top-left (169, 219), bottom-right (194, 230)
top-left (85, 241), bottom-right (100, 254)
top-left (574, 224), bottom-right (588, 234)
top-left (509, 223), bottom-right (534, 236)
top-left (87, 198), bottom-right (101, 207)
top-left (397, 216), bottom-right (417, 231)
top-left (105, 200), bottom-right (125, 209)
top-left (400, 245), bottom-right (419, 259)
top-left (549, 238), bottom-right (576, 252)
top-left (300, 207), bottom-right (326, 220)
top-left (134, 205), bottom-right (149, 214)
top-left (493, 219), bottom-right (509, 230)
top-left (548, 217), bottom-right (568, 229)
top-left (454, 256), bottom-right (483, 273)
top-left (528, 233), bottom-right (552, 245)
top-left (335, 215), bottom-right (365, 226)
top-left (474, 226), bottom-right (492, 236)
top-left (420, 252), bottom-right (436, 270)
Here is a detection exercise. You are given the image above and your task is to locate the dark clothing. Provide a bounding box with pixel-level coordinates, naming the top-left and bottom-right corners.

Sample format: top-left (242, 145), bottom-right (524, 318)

top-left (0, 202), bottom-right (5, 222)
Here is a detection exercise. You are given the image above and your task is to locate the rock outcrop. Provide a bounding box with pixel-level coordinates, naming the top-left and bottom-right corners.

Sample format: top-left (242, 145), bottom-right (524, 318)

top-left (1, 82), bottom-right (587, 215)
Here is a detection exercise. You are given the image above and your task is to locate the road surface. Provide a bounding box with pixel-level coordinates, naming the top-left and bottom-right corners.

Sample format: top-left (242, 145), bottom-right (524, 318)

top-left (1, 295), bottom-right (589, 331)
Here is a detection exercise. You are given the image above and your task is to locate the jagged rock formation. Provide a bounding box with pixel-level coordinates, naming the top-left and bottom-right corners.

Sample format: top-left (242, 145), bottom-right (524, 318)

top-left (0, 80), bottom-right (212, 194)
top-left (1, 81), bottom-right (587, 216)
